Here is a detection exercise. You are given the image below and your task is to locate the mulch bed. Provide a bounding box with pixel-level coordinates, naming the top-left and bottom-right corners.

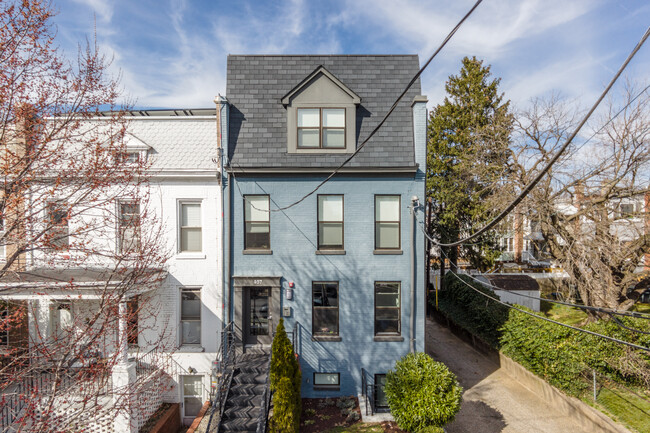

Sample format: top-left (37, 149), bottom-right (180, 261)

top-left (299, 397), bottom-right (406, 433)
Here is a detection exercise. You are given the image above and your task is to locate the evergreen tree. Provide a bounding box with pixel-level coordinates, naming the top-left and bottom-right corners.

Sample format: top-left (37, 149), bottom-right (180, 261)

top-left (269, 318), bottom-right (301, 432)
top-left (427, 56), bottom-right (513, 273)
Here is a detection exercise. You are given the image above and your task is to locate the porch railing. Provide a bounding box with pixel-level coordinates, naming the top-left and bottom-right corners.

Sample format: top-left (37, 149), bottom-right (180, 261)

top-left (205, 321), bottom-right (236, 433)
top-left (0, 366), bottom-right (112, 430)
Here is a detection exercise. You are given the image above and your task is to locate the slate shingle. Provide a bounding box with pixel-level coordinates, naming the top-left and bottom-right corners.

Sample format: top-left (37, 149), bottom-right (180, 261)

top-left (226, 55), bottom-right (421, 170)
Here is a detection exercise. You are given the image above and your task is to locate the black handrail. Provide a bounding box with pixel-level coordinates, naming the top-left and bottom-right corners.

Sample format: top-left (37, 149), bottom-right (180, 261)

top-left (205, 321), bottom-right (236, 432)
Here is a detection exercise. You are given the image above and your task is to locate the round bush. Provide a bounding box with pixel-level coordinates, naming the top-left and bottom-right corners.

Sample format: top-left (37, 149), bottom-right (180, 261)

top-left (385, 352), bottom-right (462, 432)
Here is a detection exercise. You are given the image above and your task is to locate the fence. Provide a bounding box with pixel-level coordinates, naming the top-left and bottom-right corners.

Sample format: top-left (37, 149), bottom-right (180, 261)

top-left (588, 370), bottom-right (650, 433)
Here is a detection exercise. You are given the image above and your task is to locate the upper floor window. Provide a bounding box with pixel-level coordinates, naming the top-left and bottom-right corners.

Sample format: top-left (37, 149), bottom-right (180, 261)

top-left (375, 195), bottom-right (400, 250)
top-left (283, 66), bottom-right (360, 155)
top-left (47, 203), bottom-right (69, 250)
top-left (298, 108), bottom-right (345, 149)
top-left (179, 202), bottom-right (202, 253)
top-left (317, 195), bottom-right (343, 250)
top-left (244, 195), bottom-right (270, 250)
top-left (119, 202), bottom-right (140, 253)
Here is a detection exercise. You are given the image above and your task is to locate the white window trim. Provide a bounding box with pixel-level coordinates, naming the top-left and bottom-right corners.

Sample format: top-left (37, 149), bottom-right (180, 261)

top-left (177, 199), bottom-right (204, 256)
top-left (179, 287), bottom-right (202, 349)
top-left (116, 199), bottom-right (140, 254)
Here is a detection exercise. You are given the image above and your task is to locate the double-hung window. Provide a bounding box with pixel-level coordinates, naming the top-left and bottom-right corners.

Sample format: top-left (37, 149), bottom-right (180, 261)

top-left (318, 195), bottom-right (343, 250)
top-left (127, 297), bottom-right (138, 346)
top-left (180, 288), bottom-right (201, 345)
top-left (47, 203), bottom-right (69, 250)
top-left (244, 195), bottom-right (270, 250)
top-left (375, 282), bottom-right (400, 336)
top-left (119, 202), bottom-right (140, 253)
top-left (179, 202), bottom-right (202, 252)
top-left (312, 282), bottom-right (339, 337)
top-left (375, 195), bottom-right (400, 250)
top-left (297, 108), bottom-right (346, 149)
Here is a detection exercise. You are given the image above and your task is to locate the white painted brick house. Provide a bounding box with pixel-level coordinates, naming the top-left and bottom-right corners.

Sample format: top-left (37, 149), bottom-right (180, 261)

top-left (0, 108), bottom-right (223, 431)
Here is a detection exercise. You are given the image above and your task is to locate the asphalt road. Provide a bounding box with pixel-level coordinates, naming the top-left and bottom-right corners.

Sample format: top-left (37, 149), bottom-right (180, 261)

top-left (425, 318), bottom-right (592, 433)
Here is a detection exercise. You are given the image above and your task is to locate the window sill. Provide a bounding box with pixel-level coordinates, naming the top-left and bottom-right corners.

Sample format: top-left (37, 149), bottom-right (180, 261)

top-left (178, 345), bottom-right (205, 353)
top-left (243, 249), bottom-right (273, 255)
top-left (374, 335), bottom-right (404, 342)
top-left (373, 249), bottom-right (403, 255)
top-left (312, 335), bottom-right (342, 342)
top-left (315, 250), bottom-right (346, 255)
top-left (176, 253), bottom-right (206, 260)
top-left (314, 386), bottom-right (341, 391)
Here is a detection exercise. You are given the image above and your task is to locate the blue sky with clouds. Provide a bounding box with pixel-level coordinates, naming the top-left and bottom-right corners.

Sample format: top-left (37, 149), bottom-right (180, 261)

top-left (55, 0), bottom-right (649, 111)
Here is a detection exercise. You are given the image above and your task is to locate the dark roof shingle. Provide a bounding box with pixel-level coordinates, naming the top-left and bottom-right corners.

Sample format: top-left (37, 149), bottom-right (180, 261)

top-left (226, 55), bottom-right (421, 170)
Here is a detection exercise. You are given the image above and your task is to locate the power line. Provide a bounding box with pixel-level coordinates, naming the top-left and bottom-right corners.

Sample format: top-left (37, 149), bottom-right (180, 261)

top-left (444, 270), bottom-right (650, 353)
top-left (422, 220), bottom-right (650, 320)
top-left (228, 0), bottom-right (486, 213)
top-left (431, 26), bottom-right (650, 248)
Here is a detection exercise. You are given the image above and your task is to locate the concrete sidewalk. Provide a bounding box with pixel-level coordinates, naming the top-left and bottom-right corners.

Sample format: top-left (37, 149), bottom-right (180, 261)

top-left (425, 318), bottom-right (592, 433)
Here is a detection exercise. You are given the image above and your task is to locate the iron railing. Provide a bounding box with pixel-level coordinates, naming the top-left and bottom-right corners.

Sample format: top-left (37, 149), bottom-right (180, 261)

top-left (360, 368), bottom-right (376, 416)
top-left (205, 321), bottom-right (236, 433)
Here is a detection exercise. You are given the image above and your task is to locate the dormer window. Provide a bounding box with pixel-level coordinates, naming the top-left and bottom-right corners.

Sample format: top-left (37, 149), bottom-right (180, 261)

top-left (298, 108), bottom-right (346, 149)
top-left (283, 66), bottom-right (360, 155)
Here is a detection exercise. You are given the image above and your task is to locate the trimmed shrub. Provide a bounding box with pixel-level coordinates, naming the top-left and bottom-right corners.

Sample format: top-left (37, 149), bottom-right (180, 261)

top-left (269, 319), bottom-right (301, 433)
top-left (270, 377), bottom-right (300, 433)
top-left (385, 352), bottom-right (462, 432)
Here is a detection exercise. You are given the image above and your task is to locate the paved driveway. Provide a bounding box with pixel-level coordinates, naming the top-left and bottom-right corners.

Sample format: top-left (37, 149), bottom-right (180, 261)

top-left (425, 318), bottom-right (591, 433)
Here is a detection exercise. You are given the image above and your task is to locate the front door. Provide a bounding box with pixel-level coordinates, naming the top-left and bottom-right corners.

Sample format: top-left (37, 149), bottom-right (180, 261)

top-left (244, 287), bottom-right (272, 345)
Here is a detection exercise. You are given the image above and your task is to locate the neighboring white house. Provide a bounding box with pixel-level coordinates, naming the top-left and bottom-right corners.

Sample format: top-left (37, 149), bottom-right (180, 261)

top-left (0, 108), bottom-right (223, 431)
top-left (476, 274), bottom-right (541, 311)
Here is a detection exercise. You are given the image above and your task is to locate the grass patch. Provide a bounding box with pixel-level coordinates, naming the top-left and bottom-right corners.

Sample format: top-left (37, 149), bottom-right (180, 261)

top-left (321, 424), bottom-right (385, 433)
top-left (596, 386), bottom-right (650, 433)
top-left (631, 303), bottom-right (650, 314)
top-left (540, 301), bottom-right (587, 326)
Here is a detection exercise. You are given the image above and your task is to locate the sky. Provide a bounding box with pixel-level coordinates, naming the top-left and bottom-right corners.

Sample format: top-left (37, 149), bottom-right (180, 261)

top-left (54, 0), bottom-right (650, 111)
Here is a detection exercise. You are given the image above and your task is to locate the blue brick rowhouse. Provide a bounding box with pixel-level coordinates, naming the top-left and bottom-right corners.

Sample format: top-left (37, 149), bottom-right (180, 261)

top-left (221, 55), bottom-right (427, 400)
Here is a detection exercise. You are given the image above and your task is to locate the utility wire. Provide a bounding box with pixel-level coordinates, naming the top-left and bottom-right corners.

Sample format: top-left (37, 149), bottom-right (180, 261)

top-left (444, 269), bottom-right (650, 353)
top-left (228, 0), bottom-right (485, 213)
top-left (432, 26), bottom-right (650, 248)
top-left (420, 219), bottom-right (650, 320)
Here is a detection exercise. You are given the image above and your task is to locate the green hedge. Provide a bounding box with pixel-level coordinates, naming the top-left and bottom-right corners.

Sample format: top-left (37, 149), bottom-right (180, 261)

top-left (437, 273), bottom-right (650, 397)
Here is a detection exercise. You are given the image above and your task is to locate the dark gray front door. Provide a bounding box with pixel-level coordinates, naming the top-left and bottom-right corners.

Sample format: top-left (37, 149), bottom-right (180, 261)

top-left (245, 287), bottom-right (272, 345)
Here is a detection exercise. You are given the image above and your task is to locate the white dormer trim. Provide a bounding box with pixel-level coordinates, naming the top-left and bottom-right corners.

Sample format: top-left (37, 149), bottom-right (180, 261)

top-left (124, 133), bottom-right (152, 152)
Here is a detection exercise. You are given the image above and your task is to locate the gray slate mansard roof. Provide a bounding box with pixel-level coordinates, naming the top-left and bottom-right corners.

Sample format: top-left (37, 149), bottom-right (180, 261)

top-left (226, 55), bottom-right (422, 170)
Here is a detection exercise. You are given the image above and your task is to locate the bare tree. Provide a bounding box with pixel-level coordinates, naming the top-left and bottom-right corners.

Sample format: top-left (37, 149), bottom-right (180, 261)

top-left (509, 84), bottom-right (650, 316)
top-left (0, 1), bottom-right (171, 431)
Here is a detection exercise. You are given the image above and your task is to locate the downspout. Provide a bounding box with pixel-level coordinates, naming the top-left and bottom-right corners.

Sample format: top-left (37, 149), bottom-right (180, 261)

top-left (215, 96), bottom-right (228, 327)
top-left (410, 196), bottom-right (418, 354)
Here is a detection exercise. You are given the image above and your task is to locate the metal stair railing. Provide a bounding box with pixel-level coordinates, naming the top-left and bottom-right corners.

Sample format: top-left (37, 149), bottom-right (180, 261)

top-left (205, 321), bottom-right (236, 433)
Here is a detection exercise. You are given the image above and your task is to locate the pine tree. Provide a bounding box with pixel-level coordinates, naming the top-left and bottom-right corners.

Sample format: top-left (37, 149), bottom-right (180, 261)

top-left (427, 56), bottom-right (513, 273)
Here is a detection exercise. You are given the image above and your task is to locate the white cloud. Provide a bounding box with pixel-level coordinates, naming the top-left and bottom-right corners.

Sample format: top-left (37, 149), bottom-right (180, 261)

top-left (71, 0), bottom-right (114, 23)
